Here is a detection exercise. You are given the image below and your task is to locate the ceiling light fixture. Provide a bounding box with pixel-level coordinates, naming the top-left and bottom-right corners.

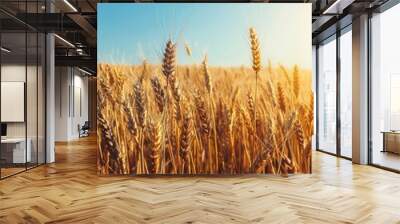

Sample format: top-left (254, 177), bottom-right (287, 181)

top-left (78, 67), bottom-right (93, 76)
top-left (1, 47), bottom-right (11, 53)
top-left (54, 34), bottom-right (75, 48)
top-left (322, 0), bottom-right (354, 15)
top-left (63, 0), bottom-right (78, 12)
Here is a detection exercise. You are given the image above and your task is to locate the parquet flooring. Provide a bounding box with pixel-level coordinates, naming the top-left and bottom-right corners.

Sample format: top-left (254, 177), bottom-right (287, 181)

top-left (1, 135), bottom-right (400, 223)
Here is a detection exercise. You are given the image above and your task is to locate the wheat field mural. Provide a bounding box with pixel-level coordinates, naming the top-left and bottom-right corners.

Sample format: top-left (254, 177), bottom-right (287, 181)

top-left (97, 3), bottom-right (312, 175)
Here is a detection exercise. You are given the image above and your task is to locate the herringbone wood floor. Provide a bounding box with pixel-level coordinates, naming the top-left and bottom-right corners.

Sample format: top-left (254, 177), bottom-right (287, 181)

top-left (1, 136), bottom-right (400, 224)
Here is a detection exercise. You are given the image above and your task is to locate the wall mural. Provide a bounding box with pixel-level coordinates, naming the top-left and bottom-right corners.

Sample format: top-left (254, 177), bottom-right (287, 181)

top-left (97, 3), bottom-right (313, 175)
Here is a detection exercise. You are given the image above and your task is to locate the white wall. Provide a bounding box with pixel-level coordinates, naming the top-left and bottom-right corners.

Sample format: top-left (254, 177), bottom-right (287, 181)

top-left (1, 63), bottom-right (46, 163)
top-left (55, 67), bottom-right (89, 141)
top-left (55, 66), bottom-right (70, 141)
top-left (71, 73), bottom-right (89, 138)
top-left (1, 65), bottom-right (38, 137)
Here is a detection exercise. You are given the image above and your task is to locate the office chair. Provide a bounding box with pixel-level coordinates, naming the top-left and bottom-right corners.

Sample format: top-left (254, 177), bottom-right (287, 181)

top-left (79, 121), bottom-right (90, 138)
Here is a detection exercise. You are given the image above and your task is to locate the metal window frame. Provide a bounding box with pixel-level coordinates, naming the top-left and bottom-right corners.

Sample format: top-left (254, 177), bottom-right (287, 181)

top-left (315, 23), bottom-right (353, 161)
top-left (367, 1), bottom-right (400, 173)
top-left (316, 0), bottom-right (400, 172)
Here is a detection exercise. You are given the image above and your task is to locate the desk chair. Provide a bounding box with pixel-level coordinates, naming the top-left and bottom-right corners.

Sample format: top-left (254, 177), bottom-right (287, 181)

top-left (79, 121), bottom-right (90, 138)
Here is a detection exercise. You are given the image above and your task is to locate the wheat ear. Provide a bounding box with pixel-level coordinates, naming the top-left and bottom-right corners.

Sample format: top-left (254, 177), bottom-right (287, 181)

top-left (202, 55), bottom-right (212, 94)
top-left (98, 112), bottom-right (121, 174)
top-left (294, 119), bottom-right (304, 149)
top-left (180, 112), bottom-right (192, 174)
top-left (293, 65), bottom-right (300, 98)
top-left (162, 39), bottom-right (176, 85)
top-left (194, 91), bottom-right (210, 136)
top-left (150, 76), bottom-right (165, 113)
top-left (277, 83), bottom-right (286, 113)
top-left (247, 92), bottom-right (255, 122)
top-left (147, 119), bottom-right (161, 174)
top-left (249, 27), bottom-right (261, 73)
top-left (122, 100), bottom-right (137, 136)
top-left (134, 80), bottom-right (146, 128)
top-left (249, 27), bottom-right (261, 167)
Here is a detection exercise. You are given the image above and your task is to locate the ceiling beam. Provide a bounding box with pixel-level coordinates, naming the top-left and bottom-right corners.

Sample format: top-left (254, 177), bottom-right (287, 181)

top-left (55, 55), bottom-right (96, 72)
top-left (67, 13), bottom-right (97, 46)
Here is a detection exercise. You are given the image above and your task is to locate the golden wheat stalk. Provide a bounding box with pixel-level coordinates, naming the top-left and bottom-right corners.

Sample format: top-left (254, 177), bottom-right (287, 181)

top-left (146, 119), bottom-right (161, 174)
top-left (122, 99), bottom-right (137, 136)
top-left (171, 81), bottom-right (181, 121)
top-left (184, 42), bottom-right (192, 57)
top-left (277, 83), bottom-right (287, 113)
top-left (134, 80), bottom-right (146, 128)
top-left (97, 27), bottom-right (313, 175)
top-left (150, 76), bottom-right (165, 113)
top-left (293, 65), bottom-right (300, 98)
top-left (294, 119), bottom-right (304, 150)
top-left (98, 111), bottom-right (121, 174)
top-left (266, 79), bottom-right (277, 107)
top-left (194, 91), bottom-right (211, 172)
top-left (249, 27), bottom-right (261, 169)
top-left (162, 39), bottom-right (176, 85)
top-left (202, 55), bottom-right (219, 171)
top-left (179, 111), bottom-right (192, 174)
top-left (249, 27), bottom-right (261, 74)
top-left (202, 55), bottom-right (212, 94)
top-left (247, 92), bottom-right (255, 122)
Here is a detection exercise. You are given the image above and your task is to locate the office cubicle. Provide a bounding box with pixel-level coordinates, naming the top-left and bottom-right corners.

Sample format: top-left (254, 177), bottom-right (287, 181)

top-left (0, 1), bottom-right (46, 179)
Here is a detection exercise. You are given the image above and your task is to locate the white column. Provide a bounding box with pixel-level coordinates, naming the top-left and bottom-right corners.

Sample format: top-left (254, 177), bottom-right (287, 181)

top-left (352, 14), bottom-right (369, 164)
top-left (46, 32), bottom-right (55, 163)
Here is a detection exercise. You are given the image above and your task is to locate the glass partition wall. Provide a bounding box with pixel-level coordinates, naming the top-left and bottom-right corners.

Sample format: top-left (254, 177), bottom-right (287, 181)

top-left (0, 2), bottom-right (46, 179)
top-left (316, 26), bottom-right (352, 159)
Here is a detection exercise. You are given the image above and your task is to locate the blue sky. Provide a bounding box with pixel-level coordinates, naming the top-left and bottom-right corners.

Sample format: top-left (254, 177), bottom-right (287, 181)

top-left (98, 3), bottom-right (311, 68)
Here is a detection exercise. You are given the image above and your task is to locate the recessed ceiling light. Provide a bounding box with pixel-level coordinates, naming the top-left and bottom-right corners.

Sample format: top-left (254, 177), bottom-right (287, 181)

top-left (78, 67), bottom-right (93, 76)
top-left (1, 47), bottom-right (11, 53)
top-left (54, 34), bottom-right (75, 48)
top-left (63, 0), bottom-right (78, 12)
top-left (322, 0), bottom-right (354, 15)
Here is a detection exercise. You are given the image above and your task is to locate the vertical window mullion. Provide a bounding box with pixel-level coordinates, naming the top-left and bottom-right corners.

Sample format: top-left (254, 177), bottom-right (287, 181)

top-left (25, 0), bottom-right (28, 171)
top-left (316, 45), bottom-right (320, 151)
top-left (336, 29), bottom-right (341, 157)
top-left (336, 28), bottom-right (341, 156)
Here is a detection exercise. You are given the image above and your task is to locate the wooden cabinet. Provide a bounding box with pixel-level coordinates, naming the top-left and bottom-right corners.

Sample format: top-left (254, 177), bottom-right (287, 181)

top-left (382, 132), bottom-right (400, 154)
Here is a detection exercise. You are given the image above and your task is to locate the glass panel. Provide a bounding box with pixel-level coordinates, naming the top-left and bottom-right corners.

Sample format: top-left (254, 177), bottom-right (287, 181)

top-left (26, 0), bottom-right (39, 169)
top-left (0, 1), bottom-right (46, 179)
top-left (317, 37), bottom-right (337, 154)
top-left (38, 32), bottom-right (45, 165)
top-left (1, 31), bottom-right (28, 177)
top-left (340, 29), bottom-right (352, 158)
top-left (371, 4), bottom-right (400, 171)
top-left (27, 31), bottom-right (38, 169)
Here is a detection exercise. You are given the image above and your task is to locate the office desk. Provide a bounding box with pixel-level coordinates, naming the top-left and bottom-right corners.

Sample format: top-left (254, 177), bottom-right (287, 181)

top-left (1, 138), bottom-right (31, 164)
top-left (382, 131), bottom-right (400, 154)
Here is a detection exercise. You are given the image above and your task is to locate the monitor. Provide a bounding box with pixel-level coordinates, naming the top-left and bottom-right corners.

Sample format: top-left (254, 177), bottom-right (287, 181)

top-left (1, 123), bottom-right (7, 137)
